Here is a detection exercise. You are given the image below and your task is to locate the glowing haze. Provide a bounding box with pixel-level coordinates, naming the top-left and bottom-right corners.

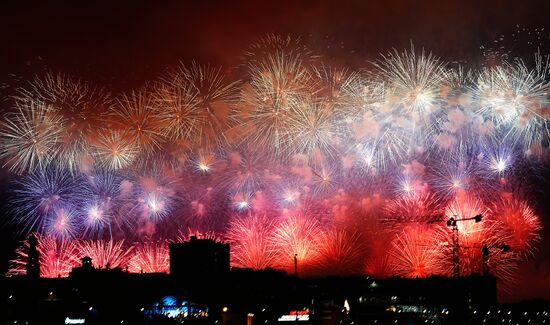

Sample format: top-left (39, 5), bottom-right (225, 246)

top-left (1, 35), bottom-right (547, 295)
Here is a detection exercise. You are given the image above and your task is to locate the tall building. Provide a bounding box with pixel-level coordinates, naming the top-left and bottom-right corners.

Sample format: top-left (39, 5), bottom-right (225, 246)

top-left (26, 234), bottom-right (40, 279)
top-left (169, 236), bottom-right (230, 279)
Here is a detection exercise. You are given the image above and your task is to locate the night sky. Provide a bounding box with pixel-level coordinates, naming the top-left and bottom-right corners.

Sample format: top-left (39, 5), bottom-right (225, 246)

top-left (1, 0), bottom-right (550, 301)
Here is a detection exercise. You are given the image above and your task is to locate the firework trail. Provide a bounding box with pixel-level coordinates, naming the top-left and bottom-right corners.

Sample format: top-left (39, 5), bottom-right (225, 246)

top-left (285, 98), bottom-right (341, 161)
top-left (153, 80), bottom-right (199, 142)
top-left (130, 167), bottom-right (184, 224)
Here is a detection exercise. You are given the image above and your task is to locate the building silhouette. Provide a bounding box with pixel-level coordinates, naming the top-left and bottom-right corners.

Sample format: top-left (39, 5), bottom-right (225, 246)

top-left (2, 235), bottom-right (547, 324)
top-left (169, 236), bottom-right (230, 279)
top-left (26, 234), bottom-right (39, 279)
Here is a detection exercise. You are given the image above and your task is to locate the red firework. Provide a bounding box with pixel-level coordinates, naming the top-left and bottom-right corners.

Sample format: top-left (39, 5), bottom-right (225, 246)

top-left (444, 191), bottom-right (489, 244)
top-left (77, 240), bottom-right (132, 269)
top-left (364, 228), bottom-right (394, 278)
top-left (314, 229), bottom-right (364, 276)
top-left (174, 228), bottom-right (224, 243)
top-left (226, 214), bottom-right (278, 269)
top-left (384, 191), bottom-right (445, 226)
top-left (8, 233), bottom-right (80, 278)
top-left (128, 241), bottom-right (170, 273)
top-left (271, 214), bottom-right (322, 275)
top-left (433, 191), bottom-right (519, 286)
top-left (488, 192), bottom-right (541, 258)
top-left (388, 226), bottom-right (446, 278)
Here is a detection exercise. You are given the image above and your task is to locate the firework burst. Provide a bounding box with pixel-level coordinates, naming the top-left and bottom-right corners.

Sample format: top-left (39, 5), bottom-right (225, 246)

top-left (77, 239), bottom-right (132, 269)
top-left (80, 169), bottom-right (124, 236)
top-left (0, 101), bottom-right (62, 174)
top-left (12, 167), bottom-right (82, 234)
top-left (8, 234), bottom-right (81, 278)
top-left (128, 241), bottom-right (170, 273)
top-left (474, 56), bottom-right (550, 149)
top-left (384, 191), bottom-right (445, 225)
top-left (314, 229), bottom-right (364, 276)
top-left (112, 90), bottom-right (165, 156)
top-left (163, 62), bottom-right (240, 149)
top-left (373, 47), bottom-right (446, 119)
top-left (242, 34), bottom-right (317, 66)
top-left (388, 227), bottom-right (446, 278)
top-left (240, 51), bottom-right (313, 158)
top-left (16, 73), bottom-right (111, 173)
top-left (92, 129), bottom-right (140, 170)
top-left (226, 214), bottom-right (278, 269)
top-left (272, 214), bottom-right (321, 275)
top-left (488, 193), bottom-right (541, 258)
